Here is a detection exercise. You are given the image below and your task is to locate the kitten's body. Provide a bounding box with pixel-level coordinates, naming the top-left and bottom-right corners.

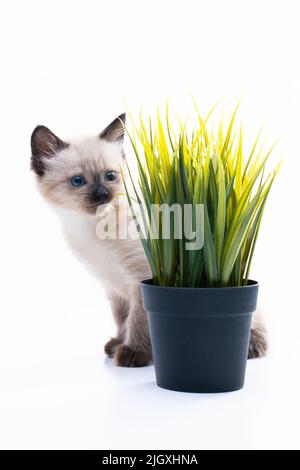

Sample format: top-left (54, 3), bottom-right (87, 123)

top-left (61, 209), bottom-right (146, 293)
top-left (31, 115), bottom-right (267, 367)
top-left (61, 207), bottom-right (152, 364)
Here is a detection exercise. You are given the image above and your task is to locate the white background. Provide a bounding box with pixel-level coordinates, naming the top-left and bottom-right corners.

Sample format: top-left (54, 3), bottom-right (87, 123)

top-left (0, 0), bottom-right (299, 450)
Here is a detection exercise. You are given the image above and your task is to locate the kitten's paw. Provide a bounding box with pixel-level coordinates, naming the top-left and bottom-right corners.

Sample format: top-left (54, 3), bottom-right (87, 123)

top-left (248, 322), bottom-right (268, 359)
top-left (114, 344), bottom-right (152, 367)
top-left (104, 337), bottom-right (122, 358)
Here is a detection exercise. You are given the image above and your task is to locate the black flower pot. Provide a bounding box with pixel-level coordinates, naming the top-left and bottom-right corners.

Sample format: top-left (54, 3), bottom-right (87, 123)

top-left (141, 280), bottom-right (259, 393)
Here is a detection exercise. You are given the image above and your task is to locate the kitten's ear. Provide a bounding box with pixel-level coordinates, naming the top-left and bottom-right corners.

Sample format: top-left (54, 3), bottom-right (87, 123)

top-left (31, 125), bottom-right (68, 176)
top-left (99, 113), bottom-right (126, 143)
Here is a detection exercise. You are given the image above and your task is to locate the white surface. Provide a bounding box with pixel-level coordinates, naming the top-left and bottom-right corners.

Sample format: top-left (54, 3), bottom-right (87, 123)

top-left (0, 0), bottom-right (300, 450)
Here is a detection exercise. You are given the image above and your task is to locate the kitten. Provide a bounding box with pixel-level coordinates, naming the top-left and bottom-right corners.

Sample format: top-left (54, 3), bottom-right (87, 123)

top-left (31, 114), bottom-right (268, 367)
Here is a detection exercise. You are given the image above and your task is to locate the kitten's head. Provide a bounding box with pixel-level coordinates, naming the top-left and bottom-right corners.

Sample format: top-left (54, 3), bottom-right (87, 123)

top-left (31, 114), bottom-right (126, 216)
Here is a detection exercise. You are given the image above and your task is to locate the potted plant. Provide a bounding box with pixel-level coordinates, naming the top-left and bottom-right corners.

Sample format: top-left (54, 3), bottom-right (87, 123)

top-left (123, 103), bottom-right (279, 393)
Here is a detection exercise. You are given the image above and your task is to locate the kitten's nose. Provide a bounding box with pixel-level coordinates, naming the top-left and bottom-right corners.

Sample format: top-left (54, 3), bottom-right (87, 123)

top-left (91, 185), bottom-right (109, 203)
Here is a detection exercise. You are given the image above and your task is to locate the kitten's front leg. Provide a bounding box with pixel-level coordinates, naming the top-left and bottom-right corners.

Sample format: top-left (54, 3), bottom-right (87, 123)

top-left (114, 285), bottom-right (152, 367)
top-left (104, 294), bottom-right (129, 358)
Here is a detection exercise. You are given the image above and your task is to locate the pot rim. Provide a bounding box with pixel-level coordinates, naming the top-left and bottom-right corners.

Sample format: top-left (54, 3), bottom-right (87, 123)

top-left (141, 279), bottom-right (258, 291)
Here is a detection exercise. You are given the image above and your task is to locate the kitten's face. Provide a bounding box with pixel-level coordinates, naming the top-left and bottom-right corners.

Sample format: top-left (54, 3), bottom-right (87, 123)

top-left (31, 115), bottom-right (126, 216)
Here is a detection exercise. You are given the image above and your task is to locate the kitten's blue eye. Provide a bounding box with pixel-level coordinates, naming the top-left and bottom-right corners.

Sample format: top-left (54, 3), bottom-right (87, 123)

top-left (71, 175), bottom-right (86, 187)
top-left (105, 170), bottom-right (117, 182)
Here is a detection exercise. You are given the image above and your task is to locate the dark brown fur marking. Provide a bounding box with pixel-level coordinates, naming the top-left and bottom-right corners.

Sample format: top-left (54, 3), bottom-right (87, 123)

top-left (248, 322), bottom-right (268, 359)
top-left (114, 344), bottom-right (152, 367)
top-left (104, 337), bottom-right (122, 358)
top-left (31, 125), bottom-right (69, 177)
top-left (99, 114), bottom-right (126, 143)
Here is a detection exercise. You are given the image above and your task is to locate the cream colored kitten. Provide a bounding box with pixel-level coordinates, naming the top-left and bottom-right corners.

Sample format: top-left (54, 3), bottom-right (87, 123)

top-left (31, 114), bottom-right (267, 367)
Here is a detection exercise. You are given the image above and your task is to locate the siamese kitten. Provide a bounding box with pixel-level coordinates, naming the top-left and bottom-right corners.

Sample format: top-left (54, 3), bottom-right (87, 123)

top-left (31, 114), bottom-right (268, 367)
